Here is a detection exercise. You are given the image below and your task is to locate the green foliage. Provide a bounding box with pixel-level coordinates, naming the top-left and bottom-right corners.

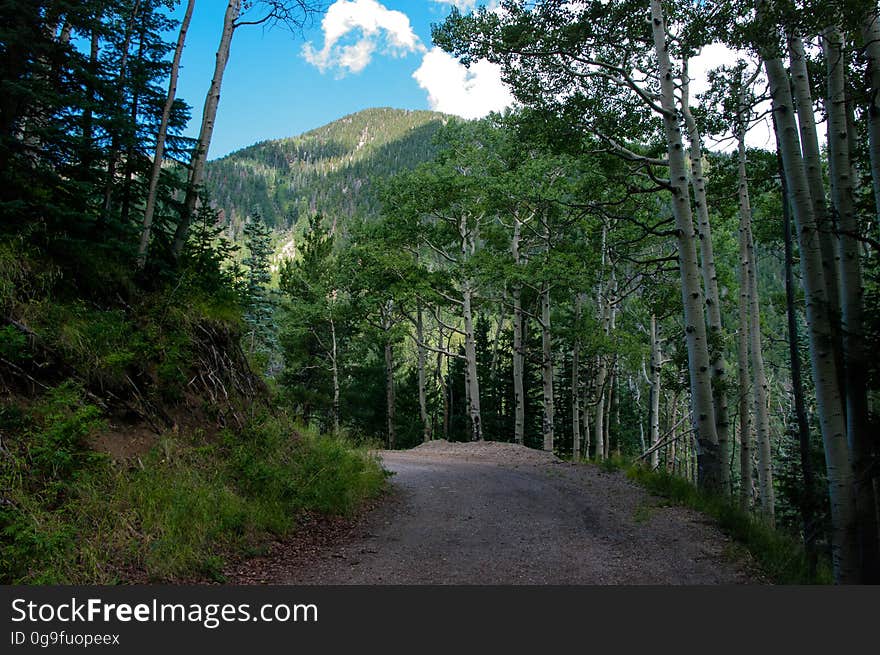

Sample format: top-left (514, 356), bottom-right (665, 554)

top-left (0, 325), bottom-right (28, 362)
top-left (0, 0), bottom-right (192, 251)
top-left (241, 209), bottom-right (278, 369)
top-left (205, 108), bottom-right (446, 236)
top-left (598, 454), bottom-right (628, 473)
top-left (25, 383), bottom-right (106, 481)
top-left (626, 464), bottom-right (832, 584)
top-left (278, 214), bottom-right (344, 426)
top-left (1, 411), bottom-right (385, 584)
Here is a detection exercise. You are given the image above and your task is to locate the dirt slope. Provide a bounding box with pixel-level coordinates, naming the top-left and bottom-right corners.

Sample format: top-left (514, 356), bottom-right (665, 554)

top-left (239, 441), bottom-right (758, 585)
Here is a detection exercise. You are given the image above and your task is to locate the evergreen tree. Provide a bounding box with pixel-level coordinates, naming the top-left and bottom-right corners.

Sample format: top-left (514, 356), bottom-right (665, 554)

top-left (242, 209), bottom-right (277, 368)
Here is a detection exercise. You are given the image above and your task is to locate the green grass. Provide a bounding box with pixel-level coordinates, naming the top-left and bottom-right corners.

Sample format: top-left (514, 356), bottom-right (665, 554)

top-left (1, 398), bottom-right (386, 584)
top-left (625, 464), bottom-right (832, 584)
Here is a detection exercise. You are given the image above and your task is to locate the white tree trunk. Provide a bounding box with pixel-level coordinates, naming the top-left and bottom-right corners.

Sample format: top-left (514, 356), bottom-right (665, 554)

top-left (173, 0), bottom-right (241, 260)
top-left (649, 314), bottom-right (662, 471)
top-left (138, 0), bottom-right (195, 269)
top-left (605, 278), bottom-right (618, 458)
top-left (572, 295), bottom-right (582, 460)
top-left (862, 8), bottom-right (880, 224)
top-left (650, 0), bottom-right (720, 490)
top-left (512, 214), bottom-right (525, 445)
top-left (594, 355), bottom-right (607, 461)
top-left (605, 367), bottom-right (614, 457)
top-left (416, 305), bottom-right (430, 442)
top-left (582, 383), bottom-right (591, 458)
top-left (462, 282), bottom-right (482, 441)
top-left (594, 279), bottom-right (609, 461)
top-left (667, 392), bottom-right (679, 474)
top-left (384, 319), bottom-right (396, 448)
top-left (735, 115), bottom-right (754, 511)
top-left (764, 49), bottom-right (858, 582)
top-left (460, 215), bottom-right (482, 442)
top-left (682, 59), bottom-right (730, 492)
top-left (788, 35), bottom-right (841, 311)
top-left (824, 26), bottom-right (879, 580)
top-left (437, 323), bottom-right (449, 441)
top-left (331, 317), bottom-right (339, 433)
top-left (540, 280), bottom-right (554, 452)
top-left (747, 222), bottom-right (775, 526)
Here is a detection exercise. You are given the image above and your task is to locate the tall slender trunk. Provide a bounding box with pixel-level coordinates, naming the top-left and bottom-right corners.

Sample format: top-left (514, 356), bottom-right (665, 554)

top-left (120, 26), bottom-right (146, 227)
top-left (824, 26), bottom-right (879, 581)
top-left (788, 35), bottom-right (841, 311)
top-left (582, 382), bottom-right (591, 458)
top-left (594, 353), bottom-right (607, 461)
top-left (734, 77), bottom-right (773, 521)
top-left (512, 213), bottom-right (525, 445)
top-left (650, 0), bottom-right (720, 490)
top-left (605, 366), bottom-right (615, 457)
top-left (781, 147), bottom-right (819, 577)
top-left (682, 59), bottom-right (730, 493)
top-left (862, 8), bottom-right (880, 224)
top-left (540, 280), bottom-right (554, 452)
top-left (735, 115), bottom-right (754, 510)
top-left (763, 45), bottom-right (858, 582)
top-left (416, 304), bottom-right (430, 442)
top-left (572, 295), bottom-right (582, 460)
top-left (78, 27), bottom-right (100, 180)
top-left (667, 392), bottom-right (679, 474)
top-left (606, 273), bottom-right (619, 458)
top-left (747, 221), bottom-right (775, 526)
top-left (460, 213), bottom-right (483, 442)
top-left (595, 224), bottom-right (609, 460)
top-left (438, 323), bottom-right (449, 441)
top-left (138, 0), bottom-right (195, 269)
top-left (173, 0), bottom-right (241, 261)
top-left (330, 317), bottom-right (339, 433)
top-left (649, 314), bottom-right (662, 471)
top-left (384, 311), bottom-right (396, 448)
top-left (463, 280), bottom-right (482, 441)
top-left (594, 282), bottom-right (609, 462)
top-left (99, 0), bottom-right (142, 229)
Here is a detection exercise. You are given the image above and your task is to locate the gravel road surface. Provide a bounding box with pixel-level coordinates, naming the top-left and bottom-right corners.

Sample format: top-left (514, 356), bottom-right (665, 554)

top-left (279, 441), bottom-right (756, 585)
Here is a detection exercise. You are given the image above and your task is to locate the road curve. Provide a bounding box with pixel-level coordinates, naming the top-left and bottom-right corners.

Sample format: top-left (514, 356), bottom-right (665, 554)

top-left (282, 444), bottom-right (756, 585)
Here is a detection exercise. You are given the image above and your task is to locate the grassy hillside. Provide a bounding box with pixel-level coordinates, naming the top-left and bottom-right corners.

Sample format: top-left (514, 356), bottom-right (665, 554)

top-left (0, 237), bottom-right (386, 584)
top-left (204, 108), bottom-right (448, 237)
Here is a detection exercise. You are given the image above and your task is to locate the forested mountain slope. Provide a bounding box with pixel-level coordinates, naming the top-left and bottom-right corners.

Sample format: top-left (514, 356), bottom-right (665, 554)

top-left (204, 108), bottom-right (448, 235)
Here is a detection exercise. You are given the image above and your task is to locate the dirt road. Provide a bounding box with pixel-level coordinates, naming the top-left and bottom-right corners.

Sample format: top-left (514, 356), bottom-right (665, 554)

top-left (277, 441), bottom-right (756, 585)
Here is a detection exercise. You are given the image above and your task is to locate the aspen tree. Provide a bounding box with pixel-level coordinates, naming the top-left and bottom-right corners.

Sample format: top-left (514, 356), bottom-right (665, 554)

top-left (173, 0), bottom-right (240, 260)
top-left (735, 88), bottom-right (754, 510)
top-left (416, 305), bottom-right (430, 442)
top-left (759, 9), bottom-right (858, 579)
top-left (572, 295), bottom-right (583, 460)
top-left (650, 0), bottom-right (721, 490)
top-left (512, 211), bottom-right (526, 445)
top-left (746, 221), bottom-right (775, 525)
top-left (649, 313), bottom-right (663, 471)
top-left (682, 58), bottom-right (730, 493)
top-left (824, 26), bottom-right (879, 580)
top-left (138, 0), bottom-right (195, 269)
top-left (540, 215), bottom-right (554, 452)
top-left (862, 7), bottom-right (880, 223)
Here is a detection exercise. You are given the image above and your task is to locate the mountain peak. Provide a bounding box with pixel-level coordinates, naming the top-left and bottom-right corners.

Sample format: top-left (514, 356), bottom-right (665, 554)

top-left (205, 107), bottom-right (448, 233)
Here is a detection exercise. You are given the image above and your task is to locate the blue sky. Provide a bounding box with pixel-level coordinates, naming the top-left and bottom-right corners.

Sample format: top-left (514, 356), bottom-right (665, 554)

top-left (170, 0), bottom-right (511, 160)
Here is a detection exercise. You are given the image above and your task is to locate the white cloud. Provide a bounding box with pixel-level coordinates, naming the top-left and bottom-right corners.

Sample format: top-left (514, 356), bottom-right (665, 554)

top-left (302, 0), bottom-right (424, 76)
top-left (413, 47), bottom-right (515, 119)
top-left (431, 0), bottom-right (480, 10)
top-left (686, 42), bottom-right (820, 152)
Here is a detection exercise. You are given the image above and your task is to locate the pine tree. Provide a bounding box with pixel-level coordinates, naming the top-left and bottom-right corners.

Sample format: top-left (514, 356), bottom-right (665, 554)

top-left (242, 209), bottom-right (276, 365)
